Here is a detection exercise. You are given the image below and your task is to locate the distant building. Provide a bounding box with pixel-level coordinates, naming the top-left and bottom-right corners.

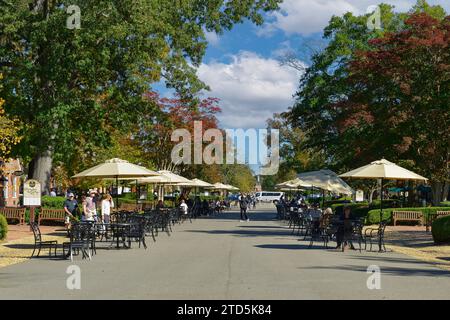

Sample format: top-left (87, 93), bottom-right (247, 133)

top-left (0, 159), bottom-right (23, 207)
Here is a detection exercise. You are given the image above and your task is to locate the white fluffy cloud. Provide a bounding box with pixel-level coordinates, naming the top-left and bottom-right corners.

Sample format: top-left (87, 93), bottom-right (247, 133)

top-left (259, 0), bottom-right (447, 36)
top-left (197, 51), bottom-right (304, 128)
top-left (205, 31), bottom-right (220, 47)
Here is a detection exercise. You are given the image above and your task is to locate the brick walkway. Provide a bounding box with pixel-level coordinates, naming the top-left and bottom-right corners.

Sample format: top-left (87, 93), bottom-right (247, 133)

top-left (5, 224), bottom-right (65, 242)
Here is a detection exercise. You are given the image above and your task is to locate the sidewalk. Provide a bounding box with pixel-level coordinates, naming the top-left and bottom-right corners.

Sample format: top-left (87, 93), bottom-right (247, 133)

top-left (383, 225), bottom-right (450, 271)
top-left (0, 224), bottom-right (66, 268)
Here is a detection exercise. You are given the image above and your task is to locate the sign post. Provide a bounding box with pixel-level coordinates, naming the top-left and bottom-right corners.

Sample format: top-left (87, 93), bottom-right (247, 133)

top-left (23, 179), bottom-right (41, 228)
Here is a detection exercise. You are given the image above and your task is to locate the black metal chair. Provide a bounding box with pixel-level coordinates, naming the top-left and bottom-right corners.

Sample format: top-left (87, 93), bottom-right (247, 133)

top-left (30, 222), bottom-right (58, 258)
top-left (63, 223), bottom-right (92, 261)
top-left (364, 221), bottom-right (388, 252)
top-left (307, 223), bottom-right (330, 249)
top-left (127, 215), bottom-right (147, 249)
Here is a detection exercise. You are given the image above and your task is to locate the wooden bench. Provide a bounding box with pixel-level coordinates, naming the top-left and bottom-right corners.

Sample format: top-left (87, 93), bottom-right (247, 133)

top-left (118, 203), bottom-right (142, 212)
top-left (38, 208), bottom-right (66, 225)
top-left (0, 207), bottom-right (26, 225)
top-left (392, 211), bottom-right (423, 226)
top-left (426, 211), bottom-right (450, 232)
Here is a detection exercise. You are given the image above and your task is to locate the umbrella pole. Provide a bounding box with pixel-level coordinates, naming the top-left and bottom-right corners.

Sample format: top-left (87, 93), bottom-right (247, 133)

top-left (136, 179), bottom-right (139, 208)
top-left (379, 178), bottom-right (384, 252)
top-left (322, 190), bottom-right (325, 208)
top-left (116, 176), bottom-right (119, 210)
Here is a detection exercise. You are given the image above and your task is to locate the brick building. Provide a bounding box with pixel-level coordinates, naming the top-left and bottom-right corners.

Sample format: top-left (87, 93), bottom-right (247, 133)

top-left (0, 159), bottom-right (23, 207)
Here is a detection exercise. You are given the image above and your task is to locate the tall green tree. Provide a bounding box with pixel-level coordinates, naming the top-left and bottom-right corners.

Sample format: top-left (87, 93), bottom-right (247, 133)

top-left (0, 0), bottom-right (280, 193)
top-left (288, 1), bottom-right (448, 204)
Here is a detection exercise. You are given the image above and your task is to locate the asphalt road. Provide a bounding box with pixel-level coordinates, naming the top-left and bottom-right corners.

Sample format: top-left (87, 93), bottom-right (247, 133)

top-left (1, 207), bottom-right (450, 299)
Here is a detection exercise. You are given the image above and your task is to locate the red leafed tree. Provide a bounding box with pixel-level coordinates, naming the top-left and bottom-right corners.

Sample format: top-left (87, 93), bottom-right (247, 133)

top-left (345, 13), bottom-right (450, 204)
top-left (137, 92), bottom-right (222, 173)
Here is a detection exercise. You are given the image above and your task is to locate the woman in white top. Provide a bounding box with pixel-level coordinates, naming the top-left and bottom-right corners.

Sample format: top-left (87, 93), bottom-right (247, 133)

top-left (101, 194), bottom-right (114, 224)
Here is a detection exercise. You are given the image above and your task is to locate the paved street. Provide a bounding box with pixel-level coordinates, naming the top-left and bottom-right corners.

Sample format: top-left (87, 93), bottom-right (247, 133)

top-left (1, 207), bottom-right (450, 299)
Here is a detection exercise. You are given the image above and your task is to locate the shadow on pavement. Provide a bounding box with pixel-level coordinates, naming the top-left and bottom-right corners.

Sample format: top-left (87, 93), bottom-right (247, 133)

top-left (299, 264), bottom-right (450, 277)
top-left (184, 228), bottom-right (291, 238)
top-left (255, 244), bottom-right (317, 250)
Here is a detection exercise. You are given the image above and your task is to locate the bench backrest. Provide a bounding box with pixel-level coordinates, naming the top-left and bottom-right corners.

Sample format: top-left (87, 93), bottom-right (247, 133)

top-left (436, 211), bottom-right (450, 218)
top-left (40, 208), bottom-right (66, 219)
top-left (392, 211), bottom-right (422, 219)
top-left (0, 207), bottom-right (26, 218)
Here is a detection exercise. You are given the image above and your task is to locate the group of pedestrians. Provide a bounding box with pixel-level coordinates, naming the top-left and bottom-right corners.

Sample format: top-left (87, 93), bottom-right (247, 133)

top-left (63, 190), bottom-right (115, 229)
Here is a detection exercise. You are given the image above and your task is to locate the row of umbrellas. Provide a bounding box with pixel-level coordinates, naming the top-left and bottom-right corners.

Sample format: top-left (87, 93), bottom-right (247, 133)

top-left (277, 159), bottom-right (427, 196)
top-left (71, 158), bottom-right (240, 201)
top-left (277, 159), bottom-right (428, 252)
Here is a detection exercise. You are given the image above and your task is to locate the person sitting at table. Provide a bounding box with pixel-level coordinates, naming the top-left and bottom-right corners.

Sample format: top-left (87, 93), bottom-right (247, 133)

top-left (156, 200), bottom-right (165, 210)
top-left (179, 200), bottom-right (188, 215)
top-left (319, 207), bottom-right (333, 229)
top-left (336, 206), bottom-right (355, 250)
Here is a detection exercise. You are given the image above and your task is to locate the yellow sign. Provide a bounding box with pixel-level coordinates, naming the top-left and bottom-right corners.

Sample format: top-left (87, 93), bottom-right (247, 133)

top-left (23, 179), bottom-right (41, 206)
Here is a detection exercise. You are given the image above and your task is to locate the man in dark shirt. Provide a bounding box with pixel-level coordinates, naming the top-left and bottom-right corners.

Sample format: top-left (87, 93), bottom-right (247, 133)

top-left (63, 193), bottom-right (78, 229)
top-left (239, 194), bottom-right (249, 222)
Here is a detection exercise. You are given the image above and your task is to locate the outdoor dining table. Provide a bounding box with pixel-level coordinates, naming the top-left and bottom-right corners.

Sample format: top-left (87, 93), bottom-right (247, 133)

top-left (108, 223), bottom-right (136, 249)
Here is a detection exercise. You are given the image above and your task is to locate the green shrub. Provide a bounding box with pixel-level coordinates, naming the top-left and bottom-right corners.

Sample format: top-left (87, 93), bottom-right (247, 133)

top-left (440, 201), bottom-right (450, 207)
top-left (366, 207), bottom-right (450, 225)
top-left (432, 215), bottom-right (450, 244)
top-left (41, 196), bottom-right (66, 208)
top-left (0, 214), bottom-right (8, 241)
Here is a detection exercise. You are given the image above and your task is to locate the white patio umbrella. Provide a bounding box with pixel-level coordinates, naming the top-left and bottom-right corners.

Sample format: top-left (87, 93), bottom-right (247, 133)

top-left (339, 159), bottom-right (428, 181)
top-left (208, 182), bottom-right (232, 190)
top-left (297, 169), bottom-right (354, 195)
top-left (177, 178), bottom-right (214, 196)
top-left (72, 158), bottom-right (160, 204)
top-left (339, 158), bottom-right (428, 252)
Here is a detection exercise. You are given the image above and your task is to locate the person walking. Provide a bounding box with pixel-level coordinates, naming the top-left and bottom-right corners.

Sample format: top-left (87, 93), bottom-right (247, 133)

top-left (239, 194), bottom-right (249, 222)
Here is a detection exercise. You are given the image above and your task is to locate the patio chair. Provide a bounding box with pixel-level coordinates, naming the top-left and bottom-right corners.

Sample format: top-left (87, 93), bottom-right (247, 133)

top-left (341, 221), bottom-right (364, 252)
top-left (63, 223), bottom-right (92, 261)
top-left (307, 223), bottom-right (330, 249)
top-left (127, 215), bottom-right (147, 249)
top-left (30, 222), bottom-right (58, 258)
top-left (364, 221), bottom-right (388, 252)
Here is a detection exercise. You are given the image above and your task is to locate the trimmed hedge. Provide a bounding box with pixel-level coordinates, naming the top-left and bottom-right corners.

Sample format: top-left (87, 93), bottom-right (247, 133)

top-left (432, 215), bottom-right (450, 244)
top-left (0, 214), bottom-right (7, 241)
top-left (42, 196), bottom-right (66, 208)
top-left (366, 207), bottom-right (450, 225)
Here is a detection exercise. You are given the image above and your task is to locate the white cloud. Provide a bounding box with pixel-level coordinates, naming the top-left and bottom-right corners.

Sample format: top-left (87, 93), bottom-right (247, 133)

top-left (205, 31), bottom-right (220, 47)
top-left (197, 51), bottom-right (304, 128)
top-left (258, 0), bottom-right (447, 36)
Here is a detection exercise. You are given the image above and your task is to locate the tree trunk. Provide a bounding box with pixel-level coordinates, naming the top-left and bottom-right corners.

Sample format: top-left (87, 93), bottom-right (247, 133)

top-left (431, 181), bottom-right (443, 206)
top-left (31, 149), bottom-right (53, 195)
top-left (443, 182), bottom-right (449, 202)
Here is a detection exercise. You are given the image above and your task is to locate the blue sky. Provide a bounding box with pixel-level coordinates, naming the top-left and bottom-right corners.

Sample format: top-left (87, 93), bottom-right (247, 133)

top-left (161, 0), bottom-right (450, 130)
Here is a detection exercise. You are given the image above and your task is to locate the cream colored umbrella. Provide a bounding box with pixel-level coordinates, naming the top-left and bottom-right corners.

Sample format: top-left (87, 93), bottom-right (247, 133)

top-left (277, 178), bottom-right (312, 189)
top-left (72, 158), bottom-right (159, 179)
top-left (339, 159), bottom-right (428, 252)
top-left (297, 169), bottom-right (354, 195)
top-left (339, 159), bottom-right (428, 181)
top-left (72, 158), bottom-right (160, 205)
top-left (208, 182), bottom-right (232, 190)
